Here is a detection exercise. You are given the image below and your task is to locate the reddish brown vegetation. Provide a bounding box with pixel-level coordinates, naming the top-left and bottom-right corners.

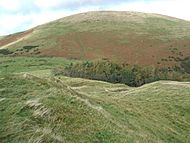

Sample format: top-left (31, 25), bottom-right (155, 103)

top-left (40, 32), bottom-right (190, 67)
top-left (1, 29), bottom-right (189, 68)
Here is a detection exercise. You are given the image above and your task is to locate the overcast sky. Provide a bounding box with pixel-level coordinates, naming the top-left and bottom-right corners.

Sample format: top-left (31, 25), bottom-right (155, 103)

top-left (0, 0), bottom-right (190, 36)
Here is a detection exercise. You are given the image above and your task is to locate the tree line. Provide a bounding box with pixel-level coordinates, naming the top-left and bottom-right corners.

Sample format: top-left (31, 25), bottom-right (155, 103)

top-left (52, 60), bottom-right (190, 87)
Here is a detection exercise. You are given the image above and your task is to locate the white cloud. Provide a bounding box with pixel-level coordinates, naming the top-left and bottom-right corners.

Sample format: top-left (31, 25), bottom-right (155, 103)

top-left (0, 1), bottom-right (103, 35)
top-left (28, 10), bottom-right (71, 28)
top-left (110, 0), bottom-right (190, 21)
top-left (27, 5), bottom-right (102, 28)
top-left (0, 10), bottom-right (72, 35)
top-left (34, 0), bottom-right (63, 9)
top-left (0, 0), bottom-right (22, 11)
top-left (0, 0), bottom-right (190, 36)
top-left (0, 14), bottom-right (29, 35)
top-left (34, 0), bottom-right (104, 9)
top-left (0, 0), bottom-right (19, 10)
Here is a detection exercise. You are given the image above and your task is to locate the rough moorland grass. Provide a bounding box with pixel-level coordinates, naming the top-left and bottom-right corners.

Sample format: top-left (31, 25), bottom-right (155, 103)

top-left (0, 74), bottom-right (126, 143)
top-left (0, 56), bottom-right (190, 142)
top-left (0, 67), bottom-right (190, 142)
top-left (30, 14), bottom-right (190, 41)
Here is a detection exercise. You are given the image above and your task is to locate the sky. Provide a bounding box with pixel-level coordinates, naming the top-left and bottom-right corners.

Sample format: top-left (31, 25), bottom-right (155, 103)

top-left (0, 0), bottom-right (190, 36)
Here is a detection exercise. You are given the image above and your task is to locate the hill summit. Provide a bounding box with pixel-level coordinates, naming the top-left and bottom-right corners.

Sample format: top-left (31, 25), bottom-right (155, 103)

top-left (0, 11), bottom-right (190, 67)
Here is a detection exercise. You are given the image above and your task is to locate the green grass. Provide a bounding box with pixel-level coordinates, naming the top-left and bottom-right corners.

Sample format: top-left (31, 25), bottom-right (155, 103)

top-left (27, 13), bottom-right (190, 42)
top-left (0, 57), bottom-right (78, 75)
top-left (0, 56), bottom-right (190, 142)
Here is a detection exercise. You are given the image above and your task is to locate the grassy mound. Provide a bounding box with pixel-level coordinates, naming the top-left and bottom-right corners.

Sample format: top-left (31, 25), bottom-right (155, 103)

top-left (0, 68), bottom-right (190, 142)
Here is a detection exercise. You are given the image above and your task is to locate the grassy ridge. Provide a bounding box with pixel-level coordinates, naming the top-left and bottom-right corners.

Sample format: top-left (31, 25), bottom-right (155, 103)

top-left (0, 57), bottom-right (190, 142)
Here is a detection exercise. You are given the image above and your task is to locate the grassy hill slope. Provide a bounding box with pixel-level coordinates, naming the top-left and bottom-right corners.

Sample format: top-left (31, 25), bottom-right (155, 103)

top-left (1, 11), bottom-right (190, 67)
top-left (0, 57), bottom-right (190, 143)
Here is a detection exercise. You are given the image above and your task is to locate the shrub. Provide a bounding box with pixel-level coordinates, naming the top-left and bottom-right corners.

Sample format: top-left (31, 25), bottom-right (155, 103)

top-left (181, 58), bottom-right (190, 74)
top-left (22, 45), bottom-right (39, 51)
top-left (0, 49), bottom-right (13, 55)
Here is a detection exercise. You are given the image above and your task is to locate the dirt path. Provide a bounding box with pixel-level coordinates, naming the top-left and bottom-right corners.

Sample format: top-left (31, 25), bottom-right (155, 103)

top-left (0, 34), bottom-right (30, 49)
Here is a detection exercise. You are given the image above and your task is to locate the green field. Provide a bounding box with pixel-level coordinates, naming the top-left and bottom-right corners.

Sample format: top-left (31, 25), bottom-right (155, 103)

top-left (0, 57), bottom-right (79, 75)
top-left (0, 57), bottom-right (190, 143)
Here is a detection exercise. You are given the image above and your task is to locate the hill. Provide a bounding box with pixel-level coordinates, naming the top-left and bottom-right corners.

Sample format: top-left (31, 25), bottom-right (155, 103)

top-left (0, 11), bottom-right (190, 67)
top-left (0, 57), bottom-right (190, 142)
top-left (1, 11), bottom-right (190, 143)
